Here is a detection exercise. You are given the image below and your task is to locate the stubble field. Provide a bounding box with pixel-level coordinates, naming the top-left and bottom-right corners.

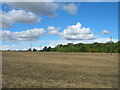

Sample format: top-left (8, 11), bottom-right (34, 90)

top-left (2, 51), bottom-right (118, 88)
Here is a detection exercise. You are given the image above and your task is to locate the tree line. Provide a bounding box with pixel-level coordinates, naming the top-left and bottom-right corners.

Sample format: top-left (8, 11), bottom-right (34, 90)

top-left (39, 41), bottom-right (120, 53)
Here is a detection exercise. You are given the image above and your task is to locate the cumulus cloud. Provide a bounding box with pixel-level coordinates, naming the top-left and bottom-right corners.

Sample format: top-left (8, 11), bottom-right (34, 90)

top-left (61, 22), bottom-right (95, 40)
top-left (102, 30), bottom-right (110, 34)
top-left (8, 2), bottom-right (59, 17)
top-left (1, 28), bottom-right (45, 42)
top-left (8, 2), bottom-right (79, 16)
top-left (0, 10), bottom-right (40, 28)
top-left (47, 26), bottom-right (60, 35)
top-left (62, 3), bottom-right (78, 14)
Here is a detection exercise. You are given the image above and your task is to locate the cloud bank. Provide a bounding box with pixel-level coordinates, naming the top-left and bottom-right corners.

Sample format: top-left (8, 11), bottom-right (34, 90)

top-left (1, 22), bottom-right (113, 44)
top-left (1, 28), bottom-right (45, 42)
top-left (9, 2), bottom-right (59, 17)
top-left (1, 2), bottom-right (79, 29)
top-left (0, 10), bottom-right (40, 28)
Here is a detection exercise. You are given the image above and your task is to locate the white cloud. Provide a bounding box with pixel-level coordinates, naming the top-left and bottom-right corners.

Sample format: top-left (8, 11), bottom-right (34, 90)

top-left (0, 10), bottom-right (40, 28)
top-left (8, 2), bottom-right (59, 17)
top-left (47, 26), bottom-right (60, 35)
top-left (61, 22), bottom-right (95, 40)
top-left (1, 28), bottom-right (45, 42)
top-left (62, 3), bottom-right (78, 14)
top-left (102, 30), bottom-right (110, 34)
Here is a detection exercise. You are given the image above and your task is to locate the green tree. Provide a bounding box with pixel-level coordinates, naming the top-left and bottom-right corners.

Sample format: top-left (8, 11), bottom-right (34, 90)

top-left (33, 48), bottom-right (37, 51)
top-left (27, 48), bottom-right (32, 51)
top-left (43, 46), bottom-right (48, 51)
top-left (80, 46), bottom-right (86, 52)
top-left (47, 46), bottom-right (51, 51)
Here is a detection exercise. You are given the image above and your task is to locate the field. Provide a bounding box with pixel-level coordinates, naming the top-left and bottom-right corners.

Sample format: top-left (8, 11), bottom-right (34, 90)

top-left (2, 51), bottom-right (118, 88)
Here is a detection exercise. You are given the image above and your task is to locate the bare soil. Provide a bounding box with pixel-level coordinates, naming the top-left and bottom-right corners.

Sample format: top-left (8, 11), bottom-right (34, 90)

top-left (2, 51), bottom-right (118, 88)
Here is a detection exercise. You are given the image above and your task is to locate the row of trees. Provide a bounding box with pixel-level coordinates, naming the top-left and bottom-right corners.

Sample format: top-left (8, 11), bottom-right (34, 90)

top-left (27, 46), bottom-right (52, 52)
top-left (40, 41), bottom-right (120, 53)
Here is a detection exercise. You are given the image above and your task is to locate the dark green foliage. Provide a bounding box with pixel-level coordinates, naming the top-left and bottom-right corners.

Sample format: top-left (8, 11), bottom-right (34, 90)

top-left (33, 48), bottom-right (37, 51)
top-left (42, 46), bottom-right (52, 52)
top-left (47, 46), bottom-right (52, 51)
top-left (27, 48), bottom-right (32, 51)
top-left (43, 46), bottom-right (48, 51)
top-left (41, 41), bottom-right (120, 53)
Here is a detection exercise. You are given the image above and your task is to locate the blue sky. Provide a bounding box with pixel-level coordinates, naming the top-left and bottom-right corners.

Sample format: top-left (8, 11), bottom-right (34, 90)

top-left (0, 2), bottom-right (118, 50)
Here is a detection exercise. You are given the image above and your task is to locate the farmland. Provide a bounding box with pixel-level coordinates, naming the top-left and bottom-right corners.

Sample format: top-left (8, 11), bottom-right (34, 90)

top-left (2, 51), bottom-right (118, 88)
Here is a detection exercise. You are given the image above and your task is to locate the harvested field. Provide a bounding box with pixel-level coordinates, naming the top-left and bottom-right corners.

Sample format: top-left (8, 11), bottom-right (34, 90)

top-left (2, 51), bottom-right (118, 88)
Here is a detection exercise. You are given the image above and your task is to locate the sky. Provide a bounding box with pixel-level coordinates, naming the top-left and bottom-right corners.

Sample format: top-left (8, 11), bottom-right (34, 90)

top-left (0, 2), bottom-right (118, 50)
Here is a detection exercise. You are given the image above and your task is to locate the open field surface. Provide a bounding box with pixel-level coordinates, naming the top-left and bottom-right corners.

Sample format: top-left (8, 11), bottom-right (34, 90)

top-left (2, 51), bottom-right (118, 88)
